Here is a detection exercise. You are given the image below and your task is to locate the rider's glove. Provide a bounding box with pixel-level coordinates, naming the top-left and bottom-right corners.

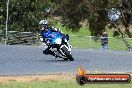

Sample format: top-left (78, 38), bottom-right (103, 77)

top-left (39, 34), bottom-right (44, 42)
top-left (45, 39), bottom-right (51, 46)
top-left (66, 34), bottom-right (69, 40)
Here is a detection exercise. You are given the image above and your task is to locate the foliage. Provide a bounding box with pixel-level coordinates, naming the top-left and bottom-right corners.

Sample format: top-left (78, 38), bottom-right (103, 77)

top-left (0, 0), bottom-right (52, 32)
top-left (52, 0), bottom-right (116, 35)
top-left (0, 0), bottom-right (131, 36)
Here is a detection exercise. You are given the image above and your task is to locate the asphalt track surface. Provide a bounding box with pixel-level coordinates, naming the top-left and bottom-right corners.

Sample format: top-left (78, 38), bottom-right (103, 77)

top-left (0, 45), bottom-right (132, 75)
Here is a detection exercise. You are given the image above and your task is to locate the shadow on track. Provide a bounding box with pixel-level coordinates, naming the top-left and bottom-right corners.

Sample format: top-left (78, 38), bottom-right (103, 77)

top-left (37, 59), bottom-right (73, 63)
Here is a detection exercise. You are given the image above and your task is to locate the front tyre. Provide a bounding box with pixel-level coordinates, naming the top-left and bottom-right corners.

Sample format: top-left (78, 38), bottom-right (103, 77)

top-left (63, 58), bottom-right (68, 61)
top-left (61, 46), bottom-right (74, 61)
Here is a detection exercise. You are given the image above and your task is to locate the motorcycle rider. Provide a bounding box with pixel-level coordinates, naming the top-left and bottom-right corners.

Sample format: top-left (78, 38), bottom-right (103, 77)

top-left (39, 20), bottom-right (69, 56)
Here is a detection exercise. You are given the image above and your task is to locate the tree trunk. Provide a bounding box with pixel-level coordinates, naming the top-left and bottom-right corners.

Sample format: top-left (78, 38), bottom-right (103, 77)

top-left (119, 8), bottom-right (132, 38)
top-left (111, 22), bottom-right (124, 38)
top-left (125, 26), bottom-right (132, 38)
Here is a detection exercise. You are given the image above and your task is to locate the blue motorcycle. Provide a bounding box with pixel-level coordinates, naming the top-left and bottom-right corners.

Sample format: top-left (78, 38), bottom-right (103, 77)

top-left (43, 31), bottom-right (74, 61)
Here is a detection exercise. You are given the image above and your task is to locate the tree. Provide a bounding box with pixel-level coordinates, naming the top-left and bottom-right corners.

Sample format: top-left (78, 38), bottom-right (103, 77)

top-left (52, 0), bottom-right (110, 36)
top-left (53, 0), bottom-right (132, 37)
top-left (87, 0), bottom-right (109, 36)
top-left (0, 0), bottom-right (131, 37)
top-left (120, 0), bottom-right (132, 38)
top-left (0, 0), bottom-right (52, 32)
top-left (111, 0), bottom-right (132, 38)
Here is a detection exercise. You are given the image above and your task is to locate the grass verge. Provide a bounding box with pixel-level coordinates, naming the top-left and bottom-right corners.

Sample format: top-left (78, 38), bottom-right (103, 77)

top-left (55, 22), bottom-right (132, 50)
top-left (0, 80), bottom-right (132, 88)
top-left (69, 36), bottom-right (129, 50)
top-left (0, 74), bottom-right (132, 88)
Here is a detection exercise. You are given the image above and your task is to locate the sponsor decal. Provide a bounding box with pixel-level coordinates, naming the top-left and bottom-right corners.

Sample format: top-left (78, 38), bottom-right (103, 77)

top-left (76, 66), bottom-right (131, 85)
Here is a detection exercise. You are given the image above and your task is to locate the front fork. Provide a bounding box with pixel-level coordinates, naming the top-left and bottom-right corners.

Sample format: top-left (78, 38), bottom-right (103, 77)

top-left (63, 39), bottom-right (72, 52)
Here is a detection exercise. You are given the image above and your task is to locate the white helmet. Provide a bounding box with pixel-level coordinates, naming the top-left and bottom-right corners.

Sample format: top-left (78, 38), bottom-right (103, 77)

top-left (39, 20), bottom-right (48, 25)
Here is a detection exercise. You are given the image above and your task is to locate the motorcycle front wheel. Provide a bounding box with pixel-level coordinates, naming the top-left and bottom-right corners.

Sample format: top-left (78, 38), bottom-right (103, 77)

top-left (63, 58), bottom-right (68, 61)
top-left (61, 46), bottom-right (74, 61)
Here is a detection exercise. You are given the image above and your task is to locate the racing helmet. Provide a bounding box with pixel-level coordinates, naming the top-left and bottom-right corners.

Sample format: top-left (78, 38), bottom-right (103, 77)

top-left (39, 20), bottom-right (48, 25)
top-left (39, 20), bottom-right (48, 30)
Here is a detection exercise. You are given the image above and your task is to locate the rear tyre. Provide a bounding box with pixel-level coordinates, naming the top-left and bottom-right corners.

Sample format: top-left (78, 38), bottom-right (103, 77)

top-left (61, 46), bottom-right (74, 61)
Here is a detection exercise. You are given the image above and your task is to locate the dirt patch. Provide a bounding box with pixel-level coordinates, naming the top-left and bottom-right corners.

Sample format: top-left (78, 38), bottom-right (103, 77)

top-left (0, 74), bottom-right (75, 83)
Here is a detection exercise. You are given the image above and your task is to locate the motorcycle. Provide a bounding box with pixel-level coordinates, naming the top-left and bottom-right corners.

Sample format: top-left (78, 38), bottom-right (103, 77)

top-left (43, 31), bottom-right (74, 61)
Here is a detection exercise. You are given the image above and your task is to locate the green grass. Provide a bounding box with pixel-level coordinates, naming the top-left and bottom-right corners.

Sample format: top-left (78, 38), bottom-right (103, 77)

top-left (56, 22), bottom-right (91, 36)
top-left (0, 80), bottom-right (132, 88)
top-left (55, 22), bottom-right (131, 50)
top-left (69, 36), bottom-right (128, 50)
top-left (126, 38), bottom-right (132, 47)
